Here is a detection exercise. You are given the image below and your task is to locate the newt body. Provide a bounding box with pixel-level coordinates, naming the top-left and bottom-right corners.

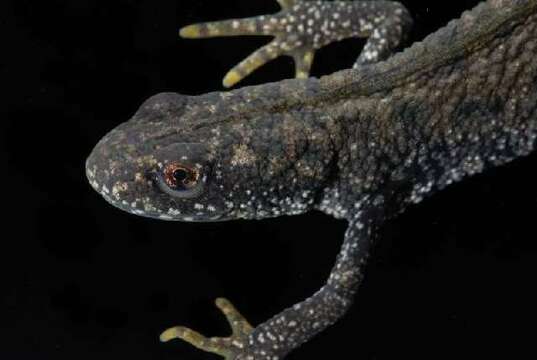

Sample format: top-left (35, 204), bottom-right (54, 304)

top-left (86, 1), bottom-right (537, 359)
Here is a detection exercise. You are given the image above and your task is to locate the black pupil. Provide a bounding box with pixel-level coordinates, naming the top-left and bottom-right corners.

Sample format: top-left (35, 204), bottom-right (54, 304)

top-left (173, 168), bottom-right (190, 183)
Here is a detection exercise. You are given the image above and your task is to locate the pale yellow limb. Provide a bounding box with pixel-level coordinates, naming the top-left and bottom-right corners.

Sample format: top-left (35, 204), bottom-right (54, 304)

top-left (223, 41), bottom-right (283, 88)
top-left (215, 297), bottom-right (253, 336)
top-left (180, 0), bottom-right (316, 87)
top-left (293, 50), bottom-right (315, 79)
top-left (180, 16), bottom-right (273, 38)
top-left (160, 297), bottom-right (254, 360)
top-left (160, 326), bottom-right (231, 356)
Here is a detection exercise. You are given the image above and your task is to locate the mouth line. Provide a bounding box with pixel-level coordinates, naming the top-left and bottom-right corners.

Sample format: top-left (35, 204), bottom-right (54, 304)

top-left (103, 197), bottom-right (232, 222)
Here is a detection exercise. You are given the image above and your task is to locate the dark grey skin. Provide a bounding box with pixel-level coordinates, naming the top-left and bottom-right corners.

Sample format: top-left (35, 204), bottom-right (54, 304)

top-left (86, 0), bottom-right (537, 359)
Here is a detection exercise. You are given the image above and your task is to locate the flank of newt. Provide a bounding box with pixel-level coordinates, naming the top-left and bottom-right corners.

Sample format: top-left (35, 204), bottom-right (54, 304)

top-left (86, 1), bottom-right (537, 359)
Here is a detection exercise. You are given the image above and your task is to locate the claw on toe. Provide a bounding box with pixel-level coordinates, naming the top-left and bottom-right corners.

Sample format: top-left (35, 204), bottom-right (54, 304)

top-left (277, 0), bottom-right (299, 9)
top-left (160, 298), bottom-right (253, 359)
top-left (179, 25), bottom-right (201, 38)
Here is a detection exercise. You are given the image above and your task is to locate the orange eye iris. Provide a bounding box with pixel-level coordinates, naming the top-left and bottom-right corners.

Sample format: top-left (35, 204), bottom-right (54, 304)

top-left (163, 163), bottom-right (199, 190)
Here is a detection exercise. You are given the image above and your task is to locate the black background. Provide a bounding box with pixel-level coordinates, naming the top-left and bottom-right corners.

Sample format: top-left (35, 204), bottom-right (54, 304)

top-left (3, 1), bottom-right (537, 359)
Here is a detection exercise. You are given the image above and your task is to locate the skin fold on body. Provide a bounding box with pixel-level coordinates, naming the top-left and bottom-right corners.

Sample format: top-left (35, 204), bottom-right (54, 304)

top-left (86, 0), bottom-right (537, 359)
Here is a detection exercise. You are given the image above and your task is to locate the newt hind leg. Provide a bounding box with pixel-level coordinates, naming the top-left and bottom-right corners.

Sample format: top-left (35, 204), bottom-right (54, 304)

top-left (180, 0), bottom-right (412, 87)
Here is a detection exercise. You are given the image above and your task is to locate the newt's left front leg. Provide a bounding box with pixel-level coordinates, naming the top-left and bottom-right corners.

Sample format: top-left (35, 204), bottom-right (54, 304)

top-left (160, 209), bottom-right (379, 359)
top-left (180, 0), bottom-right (412, 87)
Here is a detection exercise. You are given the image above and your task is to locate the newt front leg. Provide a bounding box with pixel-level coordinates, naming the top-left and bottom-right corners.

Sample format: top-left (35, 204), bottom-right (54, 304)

top-left (160, 210), bottom-right (378, 360)
top-left (180, 0), bottom-right (412, 87)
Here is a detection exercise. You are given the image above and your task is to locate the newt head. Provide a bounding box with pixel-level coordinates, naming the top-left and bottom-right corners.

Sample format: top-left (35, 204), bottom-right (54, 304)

top-left (86, 89), bottom-right (333, 222)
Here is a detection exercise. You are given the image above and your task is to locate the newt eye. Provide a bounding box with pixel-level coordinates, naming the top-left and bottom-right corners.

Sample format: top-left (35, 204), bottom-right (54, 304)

top-left (157, 162), bottom-right (204, 198)
top-left (164, 163), bottom-right (199, 189)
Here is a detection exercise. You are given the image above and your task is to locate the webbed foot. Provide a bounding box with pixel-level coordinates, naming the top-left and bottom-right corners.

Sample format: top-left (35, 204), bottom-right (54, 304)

top-left (180, 0), bottom-right (412, 87)
top-left (160, 298), bottom-right (254, 360)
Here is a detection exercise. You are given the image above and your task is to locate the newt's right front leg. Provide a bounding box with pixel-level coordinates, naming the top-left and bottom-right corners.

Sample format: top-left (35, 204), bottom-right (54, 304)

top-left (180, 0), bottom-right (412, 87)
top-left (161, 209), bottom-right (380, 359)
